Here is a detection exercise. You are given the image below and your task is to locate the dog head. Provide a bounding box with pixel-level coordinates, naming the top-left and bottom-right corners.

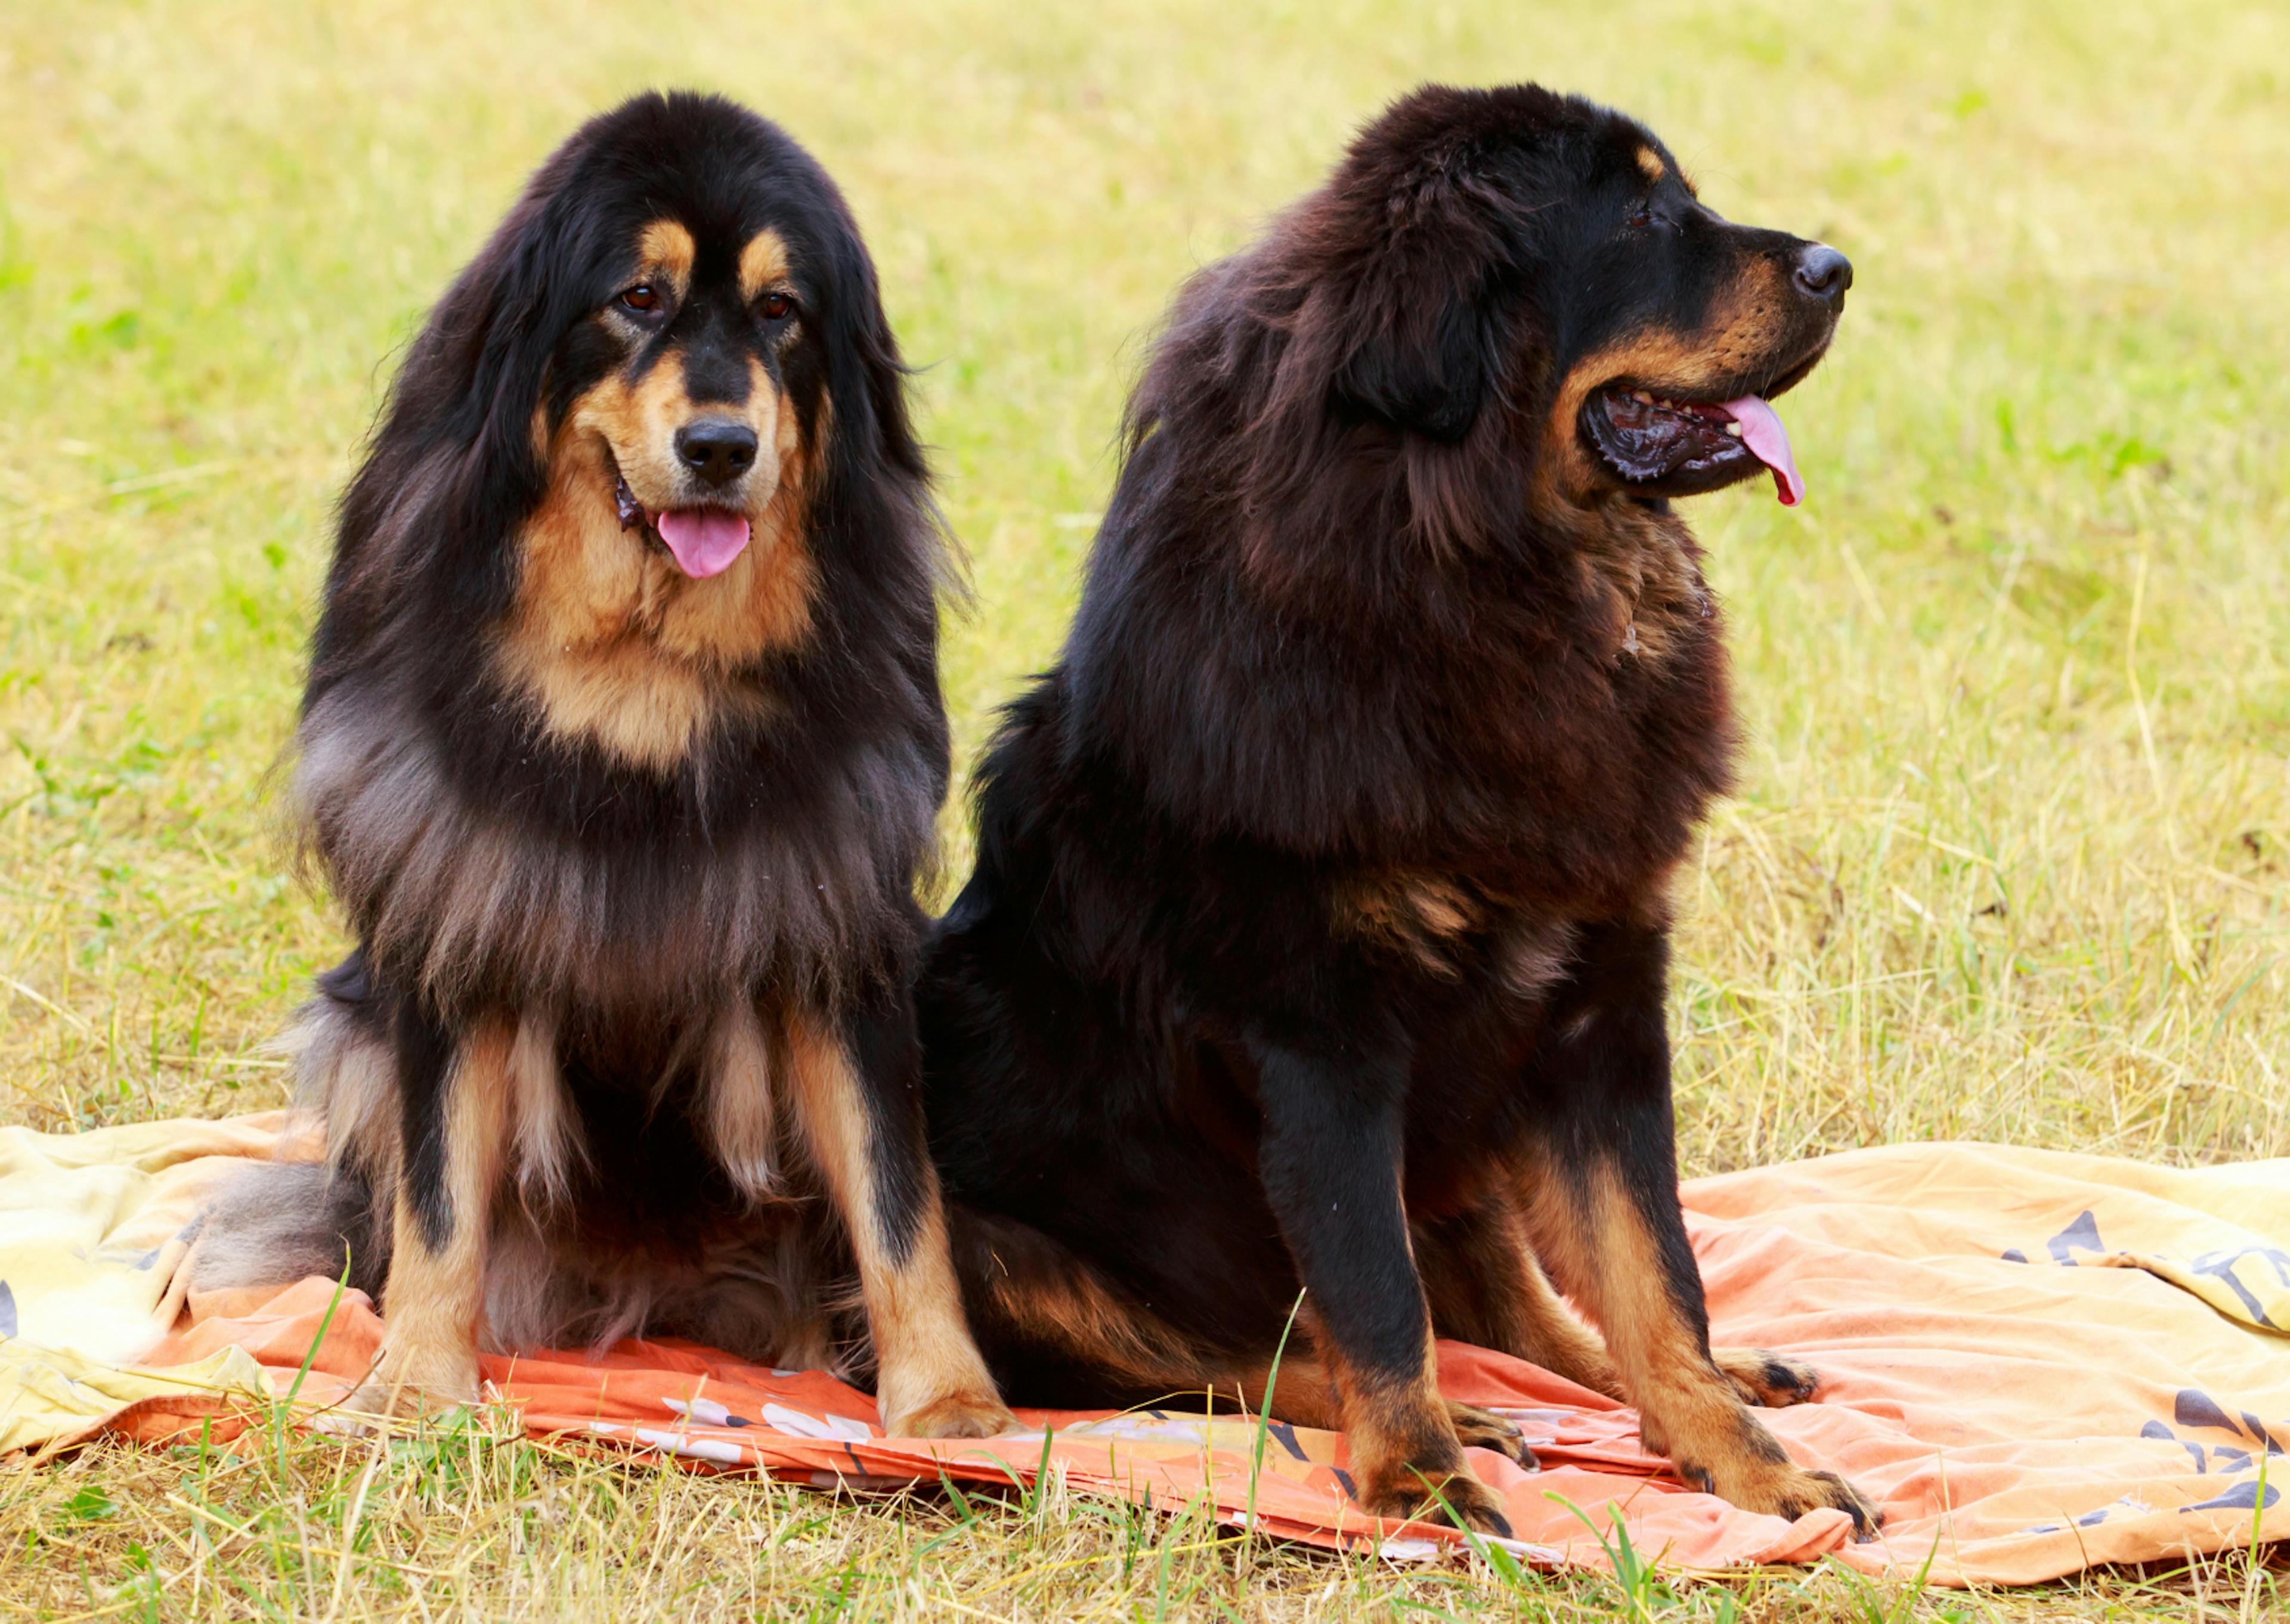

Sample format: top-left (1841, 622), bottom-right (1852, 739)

top-left (1533, 120), bottom-right (1849, 510)
top-left (1184, 82), bottom-right (1849, 577)
top-left (1326, 85), bottom-right (1847, 504)
top-left (320, 92), bottom-right (941, 774)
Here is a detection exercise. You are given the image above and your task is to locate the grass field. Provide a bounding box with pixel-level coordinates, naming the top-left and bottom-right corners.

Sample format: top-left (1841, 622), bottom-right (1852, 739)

top-left (3, 0), bottom-right (2287, 1616)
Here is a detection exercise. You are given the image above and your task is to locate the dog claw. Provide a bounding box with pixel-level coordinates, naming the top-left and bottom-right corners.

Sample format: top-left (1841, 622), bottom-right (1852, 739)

top-left (1447, 1401), bottom-right (1537, 1468)
top-left (1715, 1347), bottom-right (1821, 1408)
top-left (1810, 1470), bottom-right (1886, 1539)
top-left (342, 1344), bottom-right (480, 1422)
top-left (1360, 1474), bottom-right (1514, 1538)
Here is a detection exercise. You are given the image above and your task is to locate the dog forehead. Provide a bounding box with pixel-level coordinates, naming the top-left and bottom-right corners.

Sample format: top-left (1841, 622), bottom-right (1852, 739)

top-left (636, 219), bottom-right (697, 284)
top-left (1580, 115), bottom-right (1670, 185)
top-left (736, 229), bottom-right (793, 295)
top-left (636, 216), bottom-right (800, 296)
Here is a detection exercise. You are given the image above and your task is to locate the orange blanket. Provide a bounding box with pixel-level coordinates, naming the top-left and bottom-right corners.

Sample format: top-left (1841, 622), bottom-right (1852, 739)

top-left (2, 1114), bottom-right (2282, 1584)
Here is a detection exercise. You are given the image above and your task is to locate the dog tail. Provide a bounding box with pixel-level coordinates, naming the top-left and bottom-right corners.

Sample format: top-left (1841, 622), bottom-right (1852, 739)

top-left (189, 951), bottom-right (397, 1300)
top-left (187, 1159), bottom-right (389, 1301)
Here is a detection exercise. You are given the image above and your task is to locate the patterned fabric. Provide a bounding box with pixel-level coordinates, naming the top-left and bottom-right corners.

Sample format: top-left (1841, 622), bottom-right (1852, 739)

top-left (2, 1114), bottom-right (2283, 1583)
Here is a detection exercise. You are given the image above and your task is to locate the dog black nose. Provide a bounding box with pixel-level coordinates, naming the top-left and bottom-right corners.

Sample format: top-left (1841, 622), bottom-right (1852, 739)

top-left (674, 419), bottom-right (759, 488)
top-left (1793, 244), bottom-right (1853, 302)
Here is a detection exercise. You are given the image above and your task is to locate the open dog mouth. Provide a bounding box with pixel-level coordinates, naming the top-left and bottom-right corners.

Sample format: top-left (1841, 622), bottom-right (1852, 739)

top-left (613, 473), bottom-right (751, 579)
top-left (1580, 349), bottom-right (1827, 507)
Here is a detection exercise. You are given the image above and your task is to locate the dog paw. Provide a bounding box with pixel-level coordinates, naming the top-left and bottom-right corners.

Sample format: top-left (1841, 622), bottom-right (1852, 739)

top-left (883, 1387), bottom-right (1017, 1440)
top-left (343, 1344), bottom-right (480, 1420)
top-left (1695, 1456), bottom-right (1883, 1539)
top-left (1356, 1463), bottom-right (1515, 1538)
top-left (1714, 1347), bottom-right (1820, 1408)
top-left (1446, 1401), bottom-right (1537, 1468)
top-left (342, 1378), bottom-right (474, 1422)
top-left (1807, 1468), bottom-right (1886, 1538)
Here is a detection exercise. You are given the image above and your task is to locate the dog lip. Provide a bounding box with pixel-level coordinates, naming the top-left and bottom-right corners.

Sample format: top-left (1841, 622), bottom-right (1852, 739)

top-left (613, 475), bottom-right (646, 531)
top-left (606, 472), bottom-right (752, 577)
top-left (599, 442), bottom-right (653, 535)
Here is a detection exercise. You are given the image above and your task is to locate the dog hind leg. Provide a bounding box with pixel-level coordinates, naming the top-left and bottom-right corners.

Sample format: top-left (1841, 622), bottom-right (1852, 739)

top-left (1416, 1189), bottom-right (1815, 1411)
top-left (1415, 1192), bottom-right (1624, 1400)
top-left (1520, 1154), bottom-right (1874, 1528)
top-left (951, 1208), bottom-right (1528, 1471)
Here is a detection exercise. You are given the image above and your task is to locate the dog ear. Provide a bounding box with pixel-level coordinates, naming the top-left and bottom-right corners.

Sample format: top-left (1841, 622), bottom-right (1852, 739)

top-left (1330, 267), bottom-right (1497, 444)
top-left (461, 205), bottom-right (583, 481)
top-left (323, 180), bottom-right (581, 657)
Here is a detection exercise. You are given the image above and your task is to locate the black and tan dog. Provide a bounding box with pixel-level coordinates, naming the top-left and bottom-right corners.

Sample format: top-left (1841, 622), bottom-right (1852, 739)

top-left (921, 85), bottom-right (1877, 1529)
top-left (194, 92), bottom-right (1011, 1439)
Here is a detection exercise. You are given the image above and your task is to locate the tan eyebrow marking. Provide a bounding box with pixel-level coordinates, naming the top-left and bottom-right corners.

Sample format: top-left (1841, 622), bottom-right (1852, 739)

top-left (1634, 145), bottom-right (1666, 184)
top-left (636, 219), bottom-right (695, 295)
top-left (739, 228), bottom-right (794, 300)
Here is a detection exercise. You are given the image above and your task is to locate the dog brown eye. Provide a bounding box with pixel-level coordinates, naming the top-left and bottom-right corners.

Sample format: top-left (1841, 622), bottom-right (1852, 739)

top-left (619, 284), bottom-right (661, 313)
top-left (759, 291), bottom-right (793, 321)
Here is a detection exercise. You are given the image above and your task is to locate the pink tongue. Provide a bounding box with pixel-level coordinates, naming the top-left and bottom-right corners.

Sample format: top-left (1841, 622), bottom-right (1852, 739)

top-left (652, 509), bottom-right (752, 578)
top-left (1718, 395), bottom-right (1805, 507)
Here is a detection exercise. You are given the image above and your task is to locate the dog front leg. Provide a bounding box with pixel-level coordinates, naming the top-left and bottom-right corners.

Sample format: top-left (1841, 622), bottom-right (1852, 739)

top-left (364, 1006), bottom-right (515, 1415)
top-left (1518, 922), bottom-right (1880, 1533)
top-left (1248, 1031), bottom-right (1513, 1536)
top-left (785, 996), bottom-right (1014, 1440)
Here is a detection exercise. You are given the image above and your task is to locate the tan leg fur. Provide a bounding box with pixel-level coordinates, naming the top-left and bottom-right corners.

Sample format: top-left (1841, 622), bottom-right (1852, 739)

top-left (784, 1011), bottom-right (1014, 1439)
top-left (357, 1017), bottom-right (516, 1417)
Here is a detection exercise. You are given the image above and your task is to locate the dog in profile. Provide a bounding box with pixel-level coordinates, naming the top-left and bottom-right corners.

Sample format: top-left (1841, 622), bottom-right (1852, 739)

top-left (195, 91), bottom-right (1011, 1440)
top-left (923, 83), bottom-right (1878, 1529)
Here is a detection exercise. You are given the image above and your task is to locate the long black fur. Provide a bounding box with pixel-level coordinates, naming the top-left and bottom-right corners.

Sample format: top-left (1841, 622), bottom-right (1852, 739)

top-left (920, 82), bottom-right (1870, 1526)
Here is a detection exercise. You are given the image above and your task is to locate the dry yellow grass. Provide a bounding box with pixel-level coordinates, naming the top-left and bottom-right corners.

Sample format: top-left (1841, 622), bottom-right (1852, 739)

top-left (2, 0), bottom-right (2285, 1616)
